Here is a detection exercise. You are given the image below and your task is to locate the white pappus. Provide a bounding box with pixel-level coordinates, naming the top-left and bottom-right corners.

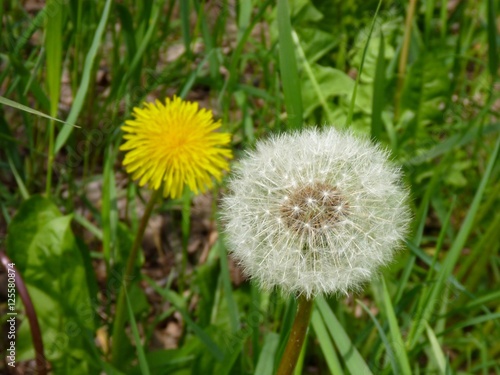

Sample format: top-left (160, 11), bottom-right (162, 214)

top-left (221, 127), bottom-right (411, 298)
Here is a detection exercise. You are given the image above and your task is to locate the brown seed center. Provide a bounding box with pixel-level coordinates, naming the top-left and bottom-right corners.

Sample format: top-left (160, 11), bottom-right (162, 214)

top-left (280, 182), bottom-right (348, 234)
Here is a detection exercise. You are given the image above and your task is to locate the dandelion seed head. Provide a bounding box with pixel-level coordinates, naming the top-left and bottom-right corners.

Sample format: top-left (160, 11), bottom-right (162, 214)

top-left (221, 127), bottom-right (411, 298)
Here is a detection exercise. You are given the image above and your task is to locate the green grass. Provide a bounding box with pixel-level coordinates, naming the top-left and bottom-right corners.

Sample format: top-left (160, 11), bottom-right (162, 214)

top-left (1, 1), bottom-right (499, 374)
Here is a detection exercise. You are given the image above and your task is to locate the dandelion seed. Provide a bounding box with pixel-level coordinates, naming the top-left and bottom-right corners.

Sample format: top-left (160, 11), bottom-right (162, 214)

top-left (120, 96), bottom-right (232, 199)
top-left (221, 127), bottom-right (411, 298)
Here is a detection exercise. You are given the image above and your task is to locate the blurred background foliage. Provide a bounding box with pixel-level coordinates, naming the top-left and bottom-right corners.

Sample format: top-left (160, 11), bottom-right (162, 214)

top-left (0, 0), bottom-right (499, 374)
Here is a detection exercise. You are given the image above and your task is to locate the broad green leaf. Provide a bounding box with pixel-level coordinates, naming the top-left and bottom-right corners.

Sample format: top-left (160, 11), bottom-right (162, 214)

top-left (288, 0), bottom-right (323, 22)
top-left (294, 27), bottom-right (336, 64)
top-left (301, 65), bottom-right (354, 118)
top-left (6, 196), bottom-right (97, 374)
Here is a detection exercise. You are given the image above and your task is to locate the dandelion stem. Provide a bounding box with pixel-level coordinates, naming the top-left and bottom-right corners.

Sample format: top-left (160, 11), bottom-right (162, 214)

top-left (178, 187), bottom-right (191, 294)
top-left (111, 189), bottom-right (161, 367)
top-left (277, 295), bottom-right (314, 375)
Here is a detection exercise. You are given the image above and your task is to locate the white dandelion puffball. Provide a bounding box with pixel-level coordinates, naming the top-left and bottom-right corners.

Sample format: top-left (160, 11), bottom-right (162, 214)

top-left (221, 127), bottom-right (411, 298)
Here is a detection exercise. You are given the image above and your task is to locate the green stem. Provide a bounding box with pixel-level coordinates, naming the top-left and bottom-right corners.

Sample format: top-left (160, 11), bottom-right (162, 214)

top-left (178, 187), bottom-right (191, 294)
top-left (277, 295), bottom-right (314, 375)
top-left (111, 188), bottom-right (161, 367)
top-left (394, 0), bottom-right (417, 121)
top-left (45, 119), bottom-right (55, 197)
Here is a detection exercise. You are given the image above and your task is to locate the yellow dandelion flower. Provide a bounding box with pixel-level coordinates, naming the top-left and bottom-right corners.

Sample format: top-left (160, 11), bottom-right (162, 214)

top-left (120, 96), bottom-right (232, 199)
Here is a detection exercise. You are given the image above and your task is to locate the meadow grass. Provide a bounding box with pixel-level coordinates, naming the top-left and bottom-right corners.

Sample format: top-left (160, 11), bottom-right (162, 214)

top-left (0, 0), bottom-right (499, 374)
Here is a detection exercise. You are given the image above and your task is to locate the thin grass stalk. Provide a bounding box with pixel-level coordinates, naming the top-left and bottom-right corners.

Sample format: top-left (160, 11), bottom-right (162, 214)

top-left (45, 119), bottom-right (55, 197)
top-left (394, 0), bottom-right (418, 121)
top-left (347, 0), bottom-right (382, 126)
top-left (178, 187), bottom-right (191, 294)
top-left (110, 188), bottom-right (161, 367)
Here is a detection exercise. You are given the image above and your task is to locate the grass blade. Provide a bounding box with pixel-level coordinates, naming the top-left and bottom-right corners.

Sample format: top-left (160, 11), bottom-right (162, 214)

top-left (124, 288), bottom-right (151, 375)
top-left (0, 96), bottom-right (79, 127)
top-left (277, 0), bottom-right (303, 129)
top-left (311, 309), bottom-right (344, 375)
top-left (118, 0), bottom-right (164, 98)
top-left (143, 275), bottom-right (224, 361)
top-left (192, 0), bottom-right (219, 80)
top-left (179, 188), bottom-right (192, 294)
top-left (438, 312), bottom-right (500, 335)
top-left (425, 322), bottom-right (446, 374)
top-left (44, 0), bottom-right (62, 116)
top-left (406, 123), bottom-right (500, 166)
top-left (102, 145), bottom-right (118, 267)
top-left (371, 30), bottom-right (385, 141)
top-left (54, 0), bottom-right (112, 152)
top-left (237, 0), bottom-right (252, 41)
top-left (292, 30), bottom-right (334, 124)
top-left (40, 5), bottom-right (59, 190)
top-left (407, 134), bottom-right (500, 348)
top-left (357, 299), bottom-right (397, 373)
top-left (316, 297), bottom-right (373, 375)
top-left (180, 0), bottom-right (191, 56)
top-left (394, 157), bottom-right (446, 302)
top-left (347, 0), bottom-right (382, 126)
top-left (217, 239), bottom-right (240, 333)
top-left (7, 154), bottom-right (29, 200)
top-left (379, 277), bottom-right (412, 375)
top-left (487, 0), bottom-right (498, 80)
top-left (275, 297), bottom-right (298, 368)
top-left (255, 333), bottom-right (280, 375)
top-left (424, 0), bottom-right (436, 43)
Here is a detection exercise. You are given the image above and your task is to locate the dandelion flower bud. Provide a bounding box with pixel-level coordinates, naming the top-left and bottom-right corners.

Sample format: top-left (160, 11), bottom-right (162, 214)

top-left (222, 127), bottom-right (411, 298)
top-left (120, 96), bottom-right (232, 199)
